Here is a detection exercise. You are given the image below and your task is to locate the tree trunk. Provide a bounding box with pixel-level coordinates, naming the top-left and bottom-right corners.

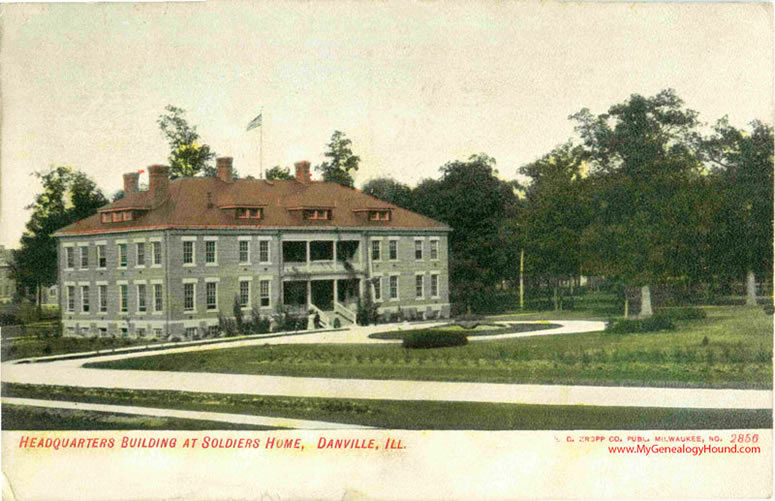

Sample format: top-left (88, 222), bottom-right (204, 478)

top-left (624, 295), bottom-right (629, 319)
top-left (36, 283), bottom-right (42, 318)
top-left (746, 270), bottom-right (758, 306)
top-left (640, 285), bottom-right (653, 318)
top-left (552, 286), bottom-right (559, 311)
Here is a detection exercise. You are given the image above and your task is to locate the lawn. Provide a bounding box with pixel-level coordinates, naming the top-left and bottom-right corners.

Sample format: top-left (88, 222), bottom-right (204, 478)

top-left (1, 334), bottom-right (171, 362)
top-left (88, 306), bottom-right (773, 389)
top-left (1, 403), bottom-right (272, 430)
top-left (2, 383), bottom-right (770, 430)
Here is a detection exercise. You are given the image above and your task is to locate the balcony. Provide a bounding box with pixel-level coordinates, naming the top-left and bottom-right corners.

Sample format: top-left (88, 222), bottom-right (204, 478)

top-left (282, 240), bottom-right (364, 278)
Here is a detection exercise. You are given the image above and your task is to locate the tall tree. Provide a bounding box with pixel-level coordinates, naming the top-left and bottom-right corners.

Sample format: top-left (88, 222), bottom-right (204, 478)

top-left (411, 154), bottom-right (519, 313)
top-left (265, 165), bottom-right (295, 181)
top-left (703, 118), bottom-right (774, 305)
top-left (518, 142), bottom-right (590, 310)
top-left (361, 177), bottom-right (413, 209)
top-left (316, 131), bottom-right (360, 187)
top-left (157, 105), bottom-right (217, 179)
top-left (572, 89), bottom-right (704, 316)
top-left (13, 167), bottom-right (107, 312)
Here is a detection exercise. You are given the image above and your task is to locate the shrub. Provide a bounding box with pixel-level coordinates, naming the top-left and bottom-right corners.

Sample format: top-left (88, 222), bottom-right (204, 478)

top-left (247, 306), bottom-right (271, 334)
top-left (657, 307), bottom-right (707, 321)
top-left (0, 312), bottom-right (18, 326)
top-left (218, 314), bottom-right (238, 337)
top-left (606, 314), bottom-right (674, 334)
top-left (403, 330), bottom-right (468, 349)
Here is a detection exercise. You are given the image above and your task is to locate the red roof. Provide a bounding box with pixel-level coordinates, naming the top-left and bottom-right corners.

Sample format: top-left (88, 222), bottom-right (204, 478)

top-left (56, 177), bottom-right (450, 235)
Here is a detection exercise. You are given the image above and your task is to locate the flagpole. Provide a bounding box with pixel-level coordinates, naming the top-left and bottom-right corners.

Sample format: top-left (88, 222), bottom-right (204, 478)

top-left (260, 110), bottom-right (263, 179)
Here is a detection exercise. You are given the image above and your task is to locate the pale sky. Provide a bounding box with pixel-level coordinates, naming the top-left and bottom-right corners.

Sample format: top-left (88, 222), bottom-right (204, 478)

top-left (1, 1), bottom-right (773, 248)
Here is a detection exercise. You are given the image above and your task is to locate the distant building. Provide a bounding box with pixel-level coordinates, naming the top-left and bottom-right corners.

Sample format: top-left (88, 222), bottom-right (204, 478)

top-left (0, 246), bottom-right (16, 303)
top-left (55, 158), bottom-right (451, 339)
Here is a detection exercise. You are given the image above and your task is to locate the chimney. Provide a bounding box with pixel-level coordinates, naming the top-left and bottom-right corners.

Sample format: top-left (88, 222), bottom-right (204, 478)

top-left (217, 157), bottom-right (233, 183)
top-left (295, 161), bottom-right (311, 184)
top-left (148, 165), bottom-right (170, 206)
top-left (123, 172), bottom-right (140, 193)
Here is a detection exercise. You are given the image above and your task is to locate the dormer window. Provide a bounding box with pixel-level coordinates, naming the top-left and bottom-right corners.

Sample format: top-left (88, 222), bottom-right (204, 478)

top-left (112, 212), bottom-right (122, 222)
top-left (304, 209), bottom-right (330, 220)
top-left (237, 208), bottom-right (263, 219)
top-left (101, 209), bottom-right (141, 224)
top-left (369, 210), bottom-right (391, 221)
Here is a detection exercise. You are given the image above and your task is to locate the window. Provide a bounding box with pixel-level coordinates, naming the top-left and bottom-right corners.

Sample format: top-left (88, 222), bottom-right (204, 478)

top-left (97, 245), bottom-right (106, 268)
top-left (237, 208), bottom-right (263, 219)
top-left (206, 282), bottom-right (217, 310)
top-left (153, 284), bottom-right (162, 312)
top-left (118, 243), bottom-right (128, 268)
top-left (112, 212), bottom-right (122, 223)
top-left (137, 284), bottom-right (147, 312)
top-left (303, 209), bottom-right (330, 220)
top-left (183, 241), bottom-right (194, 265)
top-left (65, 247), bottom-right (74, 269)
top-left (81, 285), bottom-right (90, 312)
top-left (389, 240), bottom-right (398, 260)
top-left (152, 241), bottom-right (162, 266)
top-left (80, 247), bottom-right (89, 268)
top-left (239, 280), bottom-right (250, 308)
top-left (99, 285), bottom-right (107, 313)
top-left (369, 210), bottom-right (391, 221)
top-left (430, 239), bottom-right (439, 260)
top-left (371, 240), bottom-right (381, 261)
top-left (122, 211), bottom-right (133, 221)
top-left (259, 279), bottom-right (271, 308)
top-left (120, 327), bottom-right (129, 337)
top-left (389, 275), bottom-right (399, 300)
top-left (431, 274), bottom-right (439, 298)
top-left (205, 240), bottom-right (217, 264)
top-left (153, 328), bottom-right (163, 338)
top-left (136, 242), bottom-right (145, 266)
top-left (136, 328), bottom-right (146, 338)
top-left (208, 325), bottom-right (219, 337)
top-left (373, 277), bottom-right (382, 301)
top-left (414, 240), bottom-right (423, 260)
top-left (185, 327), bottom-right (198, 338)
top-left (119, 284), bottom-right (128, 312)
top-left (66, 285), bottom-right (75, 312)
top-left (101, 213), bottom-right (111, 223)
top-left (258, 240), bottom-right (270, 263)
top-left (239, 240), bottom-right (250, 263)
top-left (184, 283), bottom-right (195, 311)
top-left (415, 275), bottom-right (424, 298)
top-left (99, 327), bottom-right (108, 337)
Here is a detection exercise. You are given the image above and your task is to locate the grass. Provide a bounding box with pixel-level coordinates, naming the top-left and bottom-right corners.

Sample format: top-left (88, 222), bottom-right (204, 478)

top-left (1, 335), bottom-right (170, 362)
top-left (2, 383), bottom-right (770, 430)
top-left (1, 404), bottom-right (273, 430)
top-left (368, 322), bottom-right (560, 340)
top-left (88, 306), bottom-right (772, 389)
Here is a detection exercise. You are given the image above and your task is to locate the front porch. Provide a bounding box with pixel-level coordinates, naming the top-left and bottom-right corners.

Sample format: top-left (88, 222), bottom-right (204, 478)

top-left (282, 278), bottom-right (360, 328)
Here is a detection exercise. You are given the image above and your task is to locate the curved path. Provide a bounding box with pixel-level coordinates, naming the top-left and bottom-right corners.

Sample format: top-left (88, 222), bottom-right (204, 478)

top-left (2, 320), bottom-right (771, 414)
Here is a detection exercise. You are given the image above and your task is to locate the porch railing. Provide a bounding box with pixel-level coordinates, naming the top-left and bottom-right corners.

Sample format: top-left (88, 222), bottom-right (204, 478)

top-left (334, 301), bottom-right (357, 325)
top-left (308, 303), bottom-right (330, 329)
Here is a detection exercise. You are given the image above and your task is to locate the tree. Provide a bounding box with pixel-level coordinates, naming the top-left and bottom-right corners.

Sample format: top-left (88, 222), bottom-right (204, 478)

top-left (518, 142), bottom-right (591, 310)
top-left (157, 105), bottom-right (217, 179)
top-left (13, 166), bottom-right (108, 312)
top-left (410, 154), bottom-right (519, 313)
top-left (572, 89), bottom-right (705, 316)
top-left (703, 119), bottom-right (774, 305)
top-left (361, 177), bottom-right (413, 208)
top-left (265, 165), bottom-right (295, 181)
top-left (316, 131), bottom-right (360, 187)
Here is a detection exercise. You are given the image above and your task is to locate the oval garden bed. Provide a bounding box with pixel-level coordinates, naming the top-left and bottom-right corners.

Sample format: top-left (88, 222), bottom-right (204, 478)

top-left (369, 322), bottom-right (561, 341)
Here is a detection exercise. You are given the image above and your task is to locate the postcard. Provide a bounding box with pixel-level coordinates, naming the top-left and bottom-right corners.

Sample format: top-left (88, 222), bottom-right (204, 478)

top-left (1, 1), bottom-right (772, 499)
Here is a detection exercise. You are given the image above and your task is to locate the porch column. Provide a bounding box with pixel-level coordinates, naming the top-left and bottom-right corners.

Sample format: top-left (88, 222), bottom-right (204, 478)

top-left (305, 241), bottom-right (310, 272)
top-left (333, 279), bottom-right (338, 305)
top-left (306, 280), bottom-right (312, 309)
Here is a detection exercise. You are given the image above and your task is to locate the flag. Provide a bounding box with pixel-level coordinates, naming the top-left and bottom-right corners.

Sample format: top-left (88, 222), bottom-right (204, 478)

top-left (137, 169), bottom-right (145, 174)
top-left (246, 113), bottom-right (262, 131)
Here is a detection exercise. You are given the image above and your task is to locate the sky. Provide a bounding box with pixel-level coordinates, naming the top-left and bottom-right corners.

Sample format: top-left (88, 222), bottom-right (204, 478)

top-left (1, 1), bottom-right (773, 248)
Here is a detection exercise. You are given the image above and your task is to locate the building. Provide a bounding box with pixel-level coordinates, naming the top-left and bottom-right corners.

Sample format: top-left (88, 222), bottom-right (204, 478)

top-left (0, 246), bottom-right (16, 304)
top-left (54, 158), bottom-right (451, 339)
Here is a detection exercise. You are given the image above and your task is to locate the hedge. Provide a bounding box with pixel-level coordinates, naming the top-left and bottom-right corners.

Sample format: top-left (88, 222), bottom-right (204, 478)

top-left (606, 315), bottom-right (675, 334)
top-left (402, 330), bottom-right (468, 349)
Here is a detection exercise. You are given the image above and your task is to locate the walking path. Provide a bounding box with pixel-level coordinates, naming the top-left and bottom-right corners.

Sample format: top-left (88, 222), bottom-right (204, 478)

top-left (2, 320), bottom-right (771, 415)
top-left (2, 397), bottom-right (372, 429)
